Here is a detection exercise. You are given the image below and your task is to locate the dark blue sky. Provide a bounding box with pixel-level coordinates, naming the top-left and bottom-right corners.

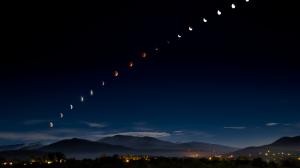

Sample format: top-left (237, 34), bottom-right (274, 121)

top-left (0, 0), bottom-right (299, 147)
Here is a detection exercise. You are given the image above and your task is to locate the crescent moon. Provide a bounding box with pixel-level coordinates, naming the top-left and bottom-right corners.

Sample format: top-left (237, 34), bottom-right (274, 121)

top-left (49, 122), bottom-right (54, 128)
top-left (113, 70), bottom-right (119, 77)
top-left (90, 90), bottom-right (94, 96)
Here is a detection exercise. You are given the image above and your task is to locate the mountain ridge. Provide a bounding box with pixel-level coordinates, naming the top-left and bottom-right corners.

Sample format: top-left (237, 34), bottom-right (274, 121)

top-left (0, 135), bottom-right (299, 159)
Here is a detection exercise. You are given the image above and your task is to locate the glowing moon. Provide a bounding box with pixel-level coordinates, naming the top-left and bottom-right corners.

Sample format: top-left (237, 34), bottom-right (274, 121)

top-left (141, 52), bottom-right (147, 58)
top-left (217, 10), bottom-right (222, 15)
top-left (80, 96), bottom-right (84, 102)
top-left (188, 26), bottom-right (193, 31)
top-left (90, 89), bottom-right (94, 96)
top-left (177, 34), bottom-right (182, 38)
top-left (129, 61), bottom-right (134, 68)
top-left (70, 104), bottom-right (74, 110)
top-left (231, 4), bottom-right (236, 9)
top-left (101, 81), bottom-right (105, 87)
top-left (60, 113), bottom-right (64, 118)
top-left (113, 70), bottom-right (119, 77)
top-left (49, 122), bottom-right (54, 128)
top-left (203, 18), bottom-right (207, 23)
top-left (246, 0), bottom-right (249, 2)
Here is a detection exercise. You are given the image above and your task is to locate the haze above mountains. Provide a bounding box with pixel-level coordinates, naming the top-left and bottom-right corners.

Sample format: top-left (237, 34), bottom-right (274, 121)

top-left (0, 135), bottom-right (299, 160)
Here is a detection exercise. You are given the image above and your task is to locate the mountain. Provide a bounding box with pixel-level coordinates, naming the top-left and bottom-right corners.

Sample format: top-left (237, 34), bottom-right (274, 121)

top-left (179, 142), bottom-right (238, 153)
top-left (0, 144), bottom-right (25, 152)
top-left (99, 135), bottom-right (238, 156)
top-left (271, 136), bottom-right (300, 146)
top-left (20, 142), bottom-right (44, 150)
top-left (0, 142), bottom-right (44, 152)
top-left (14, 135), bottom-right (300, 160)
top-left (231, 136), bottom-right (300, 159)
top-left (99, 135), bottom-right (177, 150)
top-left (39, 138), bottom-right (133, 159)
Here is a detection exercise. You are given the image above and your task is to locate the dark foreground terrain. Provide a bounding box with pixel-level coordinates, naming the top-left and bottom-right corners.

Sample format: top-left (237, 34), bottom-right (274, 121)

top-left (1, 156), bottom-right (300, 168)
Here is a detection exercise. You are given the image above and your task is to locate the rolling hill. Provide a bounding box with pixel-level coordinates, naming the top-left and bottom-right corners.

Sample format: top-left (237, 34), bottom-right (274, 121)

top-left (231, 136), bottom-right (300, 159)
top-left (0, 135), bottom-right (298, 160)
top-left (99, 135), bottom-right (238, 156)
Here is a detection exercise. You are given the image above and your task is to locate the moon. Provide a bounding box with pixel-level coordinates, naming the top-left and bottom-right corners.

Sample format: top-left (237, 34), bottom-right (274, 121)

top-left (188, 26), bottom-right (193, 31)
top-left (113, 70), bottom-right (119, 77)
top-left (80, 96), bottom-right (84, 102)
top-left (60, 113), bottom-right (64, 118)
top-left (90, 90), bottom-right (94, 96)
top-left (231, 4), bottom-right (236, 9)
top-left (101, 81), bottom-right (105, 87)
top-left (70, 104), bottom-right (74, 110)
top-left (141, 52), bottom-right (147, 58)
top-left (177, 34), bottom-right (182, 38)
top-left (49, 122), bottom-right (54, 128)
top-left (203, 18), bottom-right (207, 23)
top-left (217, 10), bottom-right (222, 15)
top-left (129, 61), bottom-right (134, 68)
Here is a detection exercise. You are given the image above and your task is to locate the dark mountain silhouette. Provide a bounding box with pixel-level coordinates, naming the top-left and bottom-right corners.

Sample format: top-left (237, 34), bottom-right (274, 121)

top-left (179, 142), bottom-right (238, 153)
top-left (39, 138), bottom-right (132, 159)
top-left (20, 142), bottom-right (44, 150)
top-left (232, 136), bottom-right (300, 158)
top-left (0, 135), bottom-right (298, 160)
top-left (99, 135), bottom-right (178, 150)
top-left (271, 136), bottom-right (300, 146)
top-left (0, 144), bottom-right (25, 151)
top-left (99, 135), bottom-right (238, 155)
top-left (0, 142), bottom-right (44, 152)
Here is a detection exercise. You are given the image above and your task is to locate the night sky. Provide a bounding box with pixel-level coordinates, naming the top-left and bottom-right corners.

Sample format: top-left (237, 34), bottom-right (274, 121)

top-left (1, 0), bottom-right (299, 147)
